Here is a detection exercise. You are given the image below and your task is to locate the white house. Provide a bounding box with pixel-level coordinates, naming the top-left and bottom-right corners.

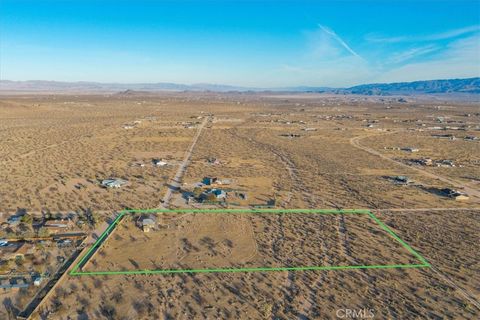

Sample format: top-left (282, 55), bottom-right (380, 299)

top-left (101, 178), bottom-right (127, 188)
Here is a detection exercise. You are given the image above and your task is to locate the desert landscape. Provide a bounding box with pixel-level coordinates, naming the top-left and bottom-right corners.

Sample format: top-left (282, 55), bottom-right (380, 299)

top-left (2, 0), bottom-right (479, 318)
top-left (0, 92), bottom-right (478, 319)
top-left (85, 211), bottom-right (420, 272)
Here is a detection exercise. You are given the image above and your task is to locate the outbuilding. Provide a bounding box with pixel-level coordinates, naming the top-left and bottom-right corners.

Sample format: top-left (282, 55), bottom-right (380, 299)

top-left (141, 218), bottom-right (156, 232)
top-left (101, 178), bottom-right (127, 188)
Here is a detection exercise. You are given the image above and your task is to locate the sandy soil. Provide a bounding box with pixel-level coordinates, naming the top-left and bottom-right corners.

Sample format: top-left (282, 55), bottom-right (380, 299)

top-left (0, 93), bottom-right (478, 319)
top-left (86, 212), bottom-right (419, 273)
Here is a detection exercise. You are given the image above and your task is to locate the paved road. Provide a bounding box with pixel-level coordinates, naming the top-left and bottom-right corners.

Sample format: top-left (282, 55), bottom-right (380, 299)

top-left (161, 116), bottom-right (210, 207)
top-left (350, 132), bottom-right (480, 201)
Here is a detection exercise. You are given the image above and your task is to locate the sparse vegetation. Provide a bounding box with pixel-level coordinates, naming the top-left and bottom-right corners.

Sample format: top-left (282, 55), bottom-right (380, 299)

top-left (0, 94), bottom-right (478, 319)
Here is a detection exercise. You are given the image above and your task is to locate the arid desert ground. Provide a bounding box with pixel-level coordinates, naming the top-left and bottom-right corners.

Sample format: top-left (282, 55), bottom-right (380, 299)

top-left (0, 92), bottom-right (479, 319)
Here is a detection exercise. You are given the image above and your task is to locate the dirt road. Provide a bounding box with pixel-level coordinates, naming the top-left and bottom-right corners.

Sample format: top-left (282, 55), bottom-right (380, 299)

top-left (161, 116), bottom-right (211, 207)
top-left (350, 132), bottom-right (480, 201)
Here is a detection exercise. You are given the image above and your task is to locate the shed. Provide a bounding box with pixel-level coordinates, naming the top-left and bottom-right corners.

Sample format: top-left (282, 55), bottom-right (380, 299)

top-left (393, 176), bottom-right (413, 185)
top-left (201, 188), bottom-right (227, 201)
top-left (442, 188), bottom-right (469, 201)
top-left (152, 159), bottom-right (168, 167)
top-left (202, 177), bottom-right (218, 186)
top-left (101, 178), bottom-right (127, 188)
top-left (33, 275), bottom-right (43, 286)
top-left (142, 218), bottom-right (155, 232)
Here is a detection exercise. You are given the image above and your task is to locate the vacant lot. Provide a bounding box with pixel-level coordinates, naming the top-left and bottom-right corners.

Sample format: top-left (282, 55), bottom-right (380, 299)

top-left (182, 100), bottom-right (479, 209)
top-left (376, 209), bottom-right (480, 301)
top-left (86, 212), bottom-right (421, 273)
top-left (1, 93), bottom-right (478, 319)
top-left (1, 94), bottom-right (478, 214)
top-left (0, 95), bottom-right (199, 212)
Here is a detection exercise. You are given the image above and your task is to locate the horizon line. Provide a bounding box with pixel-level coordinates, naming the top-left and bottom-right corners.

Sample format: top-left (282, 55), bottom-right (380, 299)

top-left (1, 76), bottom-right (479, 90)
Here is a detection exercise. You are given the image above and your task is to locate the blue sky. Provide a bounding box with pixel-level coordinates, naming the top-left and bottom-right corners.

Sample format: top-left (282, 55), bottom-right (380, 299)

top-left (1, 0), bottom-right (479, 87)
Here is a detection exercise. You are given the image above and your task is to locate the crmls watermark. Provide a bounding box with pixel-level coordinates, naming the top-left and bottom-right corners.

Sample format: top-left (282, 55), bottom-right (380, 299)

top-left (336, 308), bottom-right (375, 319)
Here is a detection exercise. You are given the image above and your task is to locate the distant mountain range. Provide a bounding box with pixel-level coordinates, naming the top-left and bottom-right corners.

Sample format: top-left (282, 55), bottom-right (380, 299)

top-left (340, 77), bottom-right (480, 95)
top-left (1, 77), bottom-right (479, 95)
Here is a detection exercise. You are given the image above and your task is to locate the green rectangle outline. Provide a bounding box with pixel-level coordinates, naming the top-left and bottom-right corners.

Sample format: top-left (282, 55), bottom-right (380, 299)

top-left (69, 209), bottom-right (430, 276)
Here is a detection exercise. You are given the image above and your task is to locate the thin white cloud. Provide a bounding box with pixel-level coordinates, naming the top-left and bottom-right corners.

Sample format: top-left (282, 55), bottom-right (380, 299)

top-left (376, 34), bottom-right (480, 82)
top-left (281, 24), bottom-right (371, 86)
top-left (367, 25), bottom-right (480, 43)
top-left (280, 25), bottom-right (479, 87)
top-left (387, 45), bottom-right (440, 64)
top-left (318, 25), bottom-right (361, 58)
top-left (427, 25), bottom-right (480, 41)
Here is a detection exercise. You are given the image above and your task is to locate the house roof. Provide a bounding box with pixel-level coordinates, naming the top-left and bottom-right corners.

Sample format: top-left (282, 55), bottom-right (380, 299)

top-left (212, 189), bottom-right (225, 196)
top-left (101, 178), bottom-right (127, 187)
top-left (142, 218), bottom-right (155, 226)
top-left (203, 188), bottom-right (227, 198)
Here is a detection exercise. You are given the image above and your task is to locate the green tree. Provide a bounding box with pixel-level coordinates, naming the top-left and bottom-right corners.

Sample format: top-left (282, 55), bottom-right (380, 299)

top-left (38, 227), bottom-right (49, 237)
top-left (15, 256), bottom-right (24, 266)
top-left (91, 211), bottom-right (99, 226)
top-left (21, 214), bottom-right (33, 225)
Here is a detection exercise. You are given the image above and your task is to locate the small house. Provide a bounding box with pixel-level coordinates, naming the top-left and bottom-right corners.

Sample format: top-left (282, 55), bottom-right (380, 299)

top-left (201, 188), bottom-right (227, 201)
top-left (267, 199), bottom-right (276, 207)
top-left (437, 159), bottom-right (455, 167)
top-left (417, 158), bottom-right (433, 166)
top-left (44, 219), bottom-right (70, 228)
top-left (432, 134), bottom-right (456, 140)
top-left (152, 159), bottom-right (168, 167)
top-left (56, 239), bottom-right (72, 247)
top-left (210, 189), bottom-right (227, 199)
top-left (43, 218), bottom-right (73, 233)
top-left (280, 133), bottom-right (301, 138)
top-left (32, 275), bottom-right (43, 286)
top-left (130, 162), bottom-right (146, 167)
top-left (206, 157), bottom-right (221, 165)
top-left (442, 188), bottom-right (469, 201)
top-left (136, 215), bottom-right (156, 232)
top-left (390, 176), bottom-right (413, 185)
top-left (464, 136), bottom-right (479, 141)
top-left (101, 178), bottom-right (127, 188)
top-left (202, 177), bottom-right (218, 186)
top-left (141, 218), bottom-right (155, 232)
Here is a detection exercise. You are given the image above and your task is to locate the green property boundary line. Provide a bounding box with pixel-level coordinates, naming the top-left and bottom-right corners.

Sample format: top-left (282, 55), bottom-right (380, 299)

top-left (69, 209), bottom-right (430, 276)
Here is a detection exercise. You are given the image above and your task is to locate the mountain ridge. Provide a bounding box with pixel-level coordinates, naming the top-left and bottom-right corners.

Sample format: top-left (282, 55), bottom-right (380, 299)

top-left (1, 77), bottom-right (479, 95)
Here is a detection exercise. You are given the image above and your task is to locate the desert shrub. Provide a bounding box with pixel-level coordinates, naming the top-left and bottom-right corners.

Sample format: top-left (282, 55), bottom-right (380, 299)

top-left (100, 304), bottom-right (116, 318)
